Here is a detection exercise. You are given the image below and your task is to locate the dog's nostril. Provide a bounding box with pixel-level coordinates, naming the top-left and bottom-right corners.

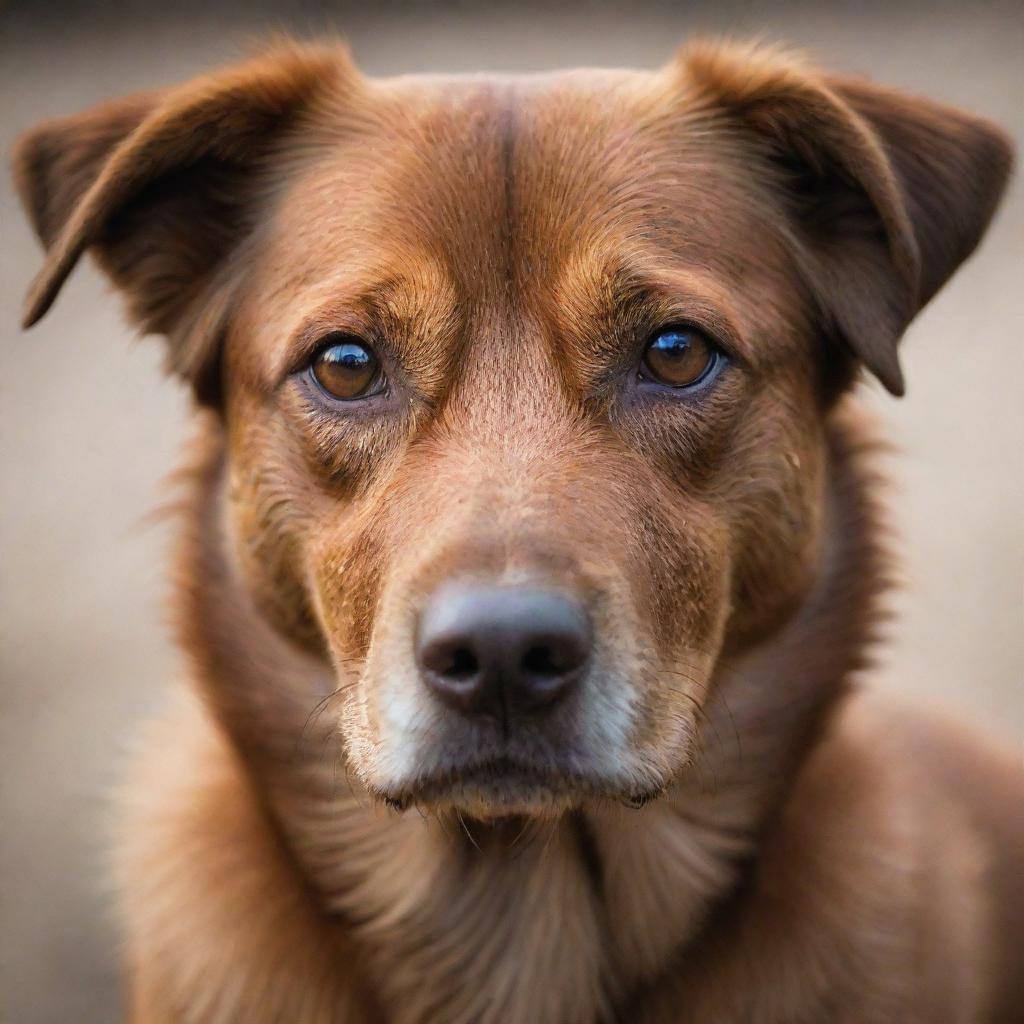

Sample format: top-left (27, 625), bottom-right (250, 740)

top-left (419, 641), bottom-right (479, 680)
top-left (446, 646), bottom-right (479, 680)
top-left (521, 644), bottom-right (568, 678)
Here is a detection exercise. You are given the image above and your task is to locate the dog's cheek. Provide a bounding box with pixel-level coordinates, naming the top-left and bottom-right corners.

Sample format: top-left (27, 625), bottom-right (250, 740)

top-left (612, 478), bottom-right (733, 761)
top-left (224, 402), bottom-right (329, 655)
top-left (721, 401), bottom-right (827, 649)
top-left (641, 502), bottom-right (732, 654)
top-left (310, 516), bottom-right (389, 667)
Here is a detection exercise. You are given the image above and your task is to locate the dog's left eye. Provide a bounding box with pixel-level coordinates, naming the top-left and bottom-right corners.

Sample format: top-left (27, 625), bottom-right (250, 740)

top-left (641, 327), bottom-right (721, 389)
top-left (308, 336), bottom-right (383, 401)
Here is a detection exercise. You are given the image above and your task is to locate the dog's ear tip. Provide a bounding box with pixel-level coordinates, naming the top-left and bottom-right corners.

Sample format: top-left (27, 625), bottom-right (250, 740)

top-left (22, 309), bottom-right (43, 330)
top-left (875, 360), bottom-right (906, 398)
top-left (885, 376), bottom-right (907, 399)
top-left (855, 338), bottom-right (905, 397)
top-left (965, 109), bottom-right (1015, 174)
top-left (21, 275), bottom-right (54, 329)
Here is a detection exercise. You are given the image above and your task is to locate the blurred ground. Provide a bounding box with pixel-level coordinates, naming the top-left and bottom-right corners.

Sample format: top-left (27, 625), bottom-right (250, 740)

top-left (1, 1), bottom-right (1021, 1021)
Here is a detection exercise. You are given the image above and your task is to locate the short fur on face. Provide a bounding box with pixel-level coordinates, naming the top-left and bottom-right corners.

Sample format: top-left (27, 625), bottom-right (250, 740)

top-left (14, 36), bottom-right (1022, 1024)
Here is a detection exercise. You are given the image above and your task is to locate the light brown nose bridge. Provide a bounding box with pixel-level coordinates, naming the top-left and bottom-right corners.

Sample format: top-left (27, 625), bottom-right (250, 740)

top-left (390, 306), bottom-right (615, 599)
top-left (398, 420), bottom-right (600, 601)
top-left (442, 304), bottom-right (577, 437)
top-left (405, 466), bottom-right (589, 590)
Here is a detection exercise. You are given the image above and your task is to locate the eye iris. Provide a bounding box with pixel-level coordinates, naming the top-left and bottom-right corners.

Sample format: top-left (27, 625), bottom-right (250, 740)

top-left (643, 329), bottom-right (715, 387)
top-left (312, 341), bottom-right (379, 399)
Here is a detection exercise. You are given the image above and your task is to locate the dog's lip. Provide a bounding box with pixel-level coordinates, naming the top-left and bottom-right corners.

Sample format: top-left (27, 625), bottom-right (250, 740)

top-left (379, 756), bottom-right (659, 811)
top-left (382, 757), bottom-right (575, 807)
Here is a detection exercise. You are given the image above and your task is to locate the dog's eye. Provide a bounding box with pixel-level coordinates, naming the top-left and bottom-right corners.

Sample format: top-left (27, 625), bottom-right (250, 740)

top-left (641, 327), bottom-right (719, 388)
top-left (310, 337), bottom-right (382, 400)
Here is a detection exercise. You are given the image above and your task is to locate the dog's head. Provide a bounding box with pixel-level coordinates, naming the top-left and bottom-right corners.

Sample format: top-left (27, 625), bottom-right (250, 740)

top-left (15, 40), bottom-right (1011, 817)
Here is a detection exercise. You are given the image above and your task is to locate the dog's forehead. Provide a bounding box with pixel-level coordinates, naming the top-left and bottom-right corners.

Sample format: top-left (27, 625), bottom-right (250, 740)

top-left (246, 66), bottom-right (789, 377)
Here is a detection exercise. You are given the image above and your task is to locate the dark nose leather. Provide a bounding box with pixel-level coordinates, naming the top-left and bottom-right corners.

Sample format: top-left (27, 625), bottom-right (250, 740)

top-left (416, 584), bottom-right (591, 722)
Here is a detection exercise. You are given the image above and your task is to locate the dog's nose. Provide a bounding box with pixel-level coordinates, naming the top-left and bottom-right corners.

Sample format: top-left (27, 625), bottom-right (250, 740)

top-left (416, 584), bottom-right (591, 721)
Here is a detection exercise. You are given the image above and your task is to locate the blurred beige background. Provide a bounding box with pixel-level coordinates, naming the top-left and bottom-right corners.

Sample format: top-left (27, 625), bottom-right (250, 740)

top-left (1, 1), bottom-right (1021, 1021)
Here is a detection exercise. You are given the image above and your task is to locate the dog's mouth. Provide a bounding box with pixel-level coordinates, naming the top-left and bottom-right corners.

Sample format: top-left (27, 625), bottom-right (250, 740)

top-left (377, 757), bottom-right (663, 819)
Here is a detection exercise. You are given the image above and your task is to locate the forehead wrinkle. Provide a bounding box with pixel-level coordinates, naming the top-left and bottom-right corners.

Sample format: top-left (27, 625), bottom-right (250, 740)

top-left (258, 82), bottom-right (510, 300)
top-left (503, 67), bottom-right (800, 287)
top-left (502, 82), bottom-right (697, 274)
top-left (385, 81), bottom-right (545, 401)
top-left (371, 81), bottom-right (520, 306)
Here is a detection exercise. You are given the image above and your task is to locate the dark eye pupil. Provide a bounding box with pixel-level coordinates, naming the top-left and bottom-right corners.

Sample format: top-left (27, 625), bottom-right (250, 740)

top-left (642, 328), bottom-right (716, 388)
top-left (311, 339), bottom-right (380, 399)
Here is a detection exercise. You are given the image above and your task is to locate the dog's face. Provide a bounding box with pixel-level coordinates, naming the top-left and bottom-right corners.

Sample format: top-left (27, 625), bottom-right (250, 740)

top-left (224, 69), bottom-right (832, 814)
top-left (15, 42), bottom-right (1011, 816)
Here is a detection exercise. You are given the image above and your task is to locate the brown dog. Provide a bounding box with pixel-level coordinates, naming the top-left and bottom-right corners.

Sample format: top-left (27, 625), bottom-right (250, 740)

top-left (14, 37), bottom-right (1022, 1024)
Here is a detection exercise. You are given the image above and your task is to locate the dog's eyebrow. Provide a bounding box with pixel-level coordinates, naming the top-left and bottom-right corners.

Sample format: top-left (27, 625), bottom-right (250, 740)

top-left (548, 247), bottom-right (753, 371)
top-left (269, 262), bottom-right (462, 394)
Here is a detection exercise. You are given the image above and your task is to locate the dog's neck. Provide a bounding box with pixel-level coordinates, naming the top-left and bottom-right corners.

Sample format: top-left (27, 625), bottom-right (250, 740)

top-left (174, 401), bottom-right (887, 1022)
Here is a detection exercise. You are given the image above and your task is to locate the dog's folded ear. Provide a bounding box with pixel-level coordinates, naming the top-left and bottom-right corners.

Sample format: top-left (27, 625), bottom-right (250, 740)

top-left (678, 42), bottom-right (1014, 395)
top-left (13, 42), bottom-right (354, 404)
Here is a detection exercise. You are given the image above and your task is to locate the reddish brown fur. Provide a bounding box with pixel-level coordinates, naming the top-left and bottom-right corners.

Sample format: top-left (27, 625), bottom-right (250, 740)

top-left (13, 37), bottom-right (1021, 1023)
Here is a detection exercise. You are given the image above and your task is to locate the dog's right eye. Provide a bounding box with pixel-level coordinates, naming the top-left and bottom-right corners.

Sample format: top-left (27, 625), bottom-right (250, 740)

top-left (309, 336), bottom-right (383, 401)
top-left (641, 326), bottom-right (721, 390)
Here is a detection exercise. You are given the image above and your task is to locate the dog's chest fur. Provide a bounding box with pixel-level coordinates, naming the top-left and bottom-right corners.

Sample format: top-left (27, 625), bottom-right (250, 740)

top-left (288, 779), bottom-right (750, 1023)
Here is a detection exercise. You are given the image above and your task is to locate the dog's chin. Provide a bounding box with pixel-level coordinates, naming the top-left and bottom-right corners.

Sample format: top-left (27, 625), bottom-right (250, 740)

top-left (377, 758), bottom-right (664, 821)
